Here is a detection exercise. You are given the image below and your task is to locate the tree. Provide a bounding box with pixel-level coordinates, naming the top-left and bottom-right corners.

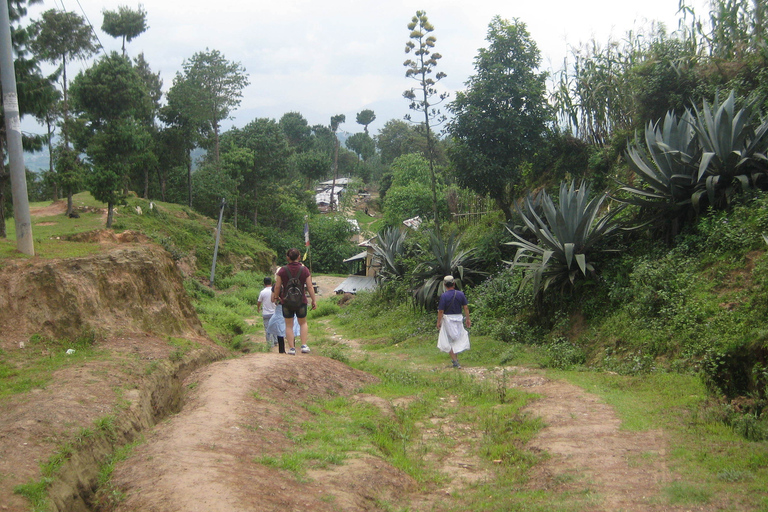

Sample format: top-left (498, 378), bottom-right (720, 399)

top-left (290, 151), bottom-right (331, 189)
top-left (447, 17), bottom-right (550, 221)
top-left (161, 75), bottom-right (203, 206)
top-left (279, 112), bottom-right (312, 150)
top-left (356, 109), bottom-right (376, 134)
top-left (131, 53), bottom-right (162, 198)
top-left (345, 132), bottom-right (375, 162)
top-left (176, 49), bottom-right (249, 164)
top-left (29, 9), bottom-right (96, 214)
top-left (221, 118), bottom-right (292, 227)
top-left (403, 10), bottom-right (447, 230)
top-left (101, 4), bottom-right (147, 56)
top-left (70, 52), bottom-right (153, 227)
top-left (375, 119), bottom-right (423, 165)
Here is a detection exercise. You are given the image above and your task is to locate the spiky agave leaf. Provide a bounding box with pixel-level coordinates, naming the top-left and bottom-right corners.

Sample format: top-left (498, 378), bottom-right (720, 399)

top-left (506, 181), bottom-right (623, 299)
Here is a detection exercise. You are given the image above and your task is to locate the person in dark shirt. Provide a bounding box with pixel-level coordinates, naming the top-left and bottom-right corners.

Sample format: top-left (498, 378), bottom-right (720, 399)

top-left (436, 275), bottom-right (471, 368)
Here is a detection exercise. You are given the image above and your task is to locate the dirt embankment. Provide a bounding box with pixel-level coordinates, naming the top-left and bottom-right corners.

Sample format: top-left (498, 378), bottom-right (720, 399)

top-left (0, 242), bottom-right (204, 346)
top-left (0, 238), bottom-right (227, 512)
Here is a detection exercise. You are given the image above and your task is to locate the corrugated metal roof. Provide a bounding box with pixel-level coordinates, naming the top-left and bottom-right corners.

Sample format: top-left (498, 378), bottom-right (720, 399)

top-left (333, 276), bottom-right (377, 294)
top-left (343, 251), bottom-right (368, 263)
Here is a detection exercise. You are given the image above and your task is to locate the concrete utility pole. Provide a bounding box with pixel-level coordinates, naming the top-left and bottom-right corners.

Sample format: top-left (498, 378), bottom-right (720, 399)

top-left (0, 0), bottom-right (34, 256)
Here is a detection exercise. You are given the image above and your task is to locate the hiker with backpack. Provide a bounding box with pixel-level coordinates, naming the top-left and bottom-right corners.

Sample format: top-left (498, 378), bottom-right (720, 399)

top-left (272, 248), bottom-right (317, 355)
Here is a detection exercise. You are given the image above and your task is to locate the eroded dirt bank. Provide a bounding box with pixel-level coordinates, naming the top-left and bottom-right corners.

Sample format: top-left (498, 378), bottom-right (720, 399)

top-left (0, 241), bottom-right (226, 512)
top-left (107, 355), bottom-right (417, 512)
top-left (0, 242), bottom-right (204, 344)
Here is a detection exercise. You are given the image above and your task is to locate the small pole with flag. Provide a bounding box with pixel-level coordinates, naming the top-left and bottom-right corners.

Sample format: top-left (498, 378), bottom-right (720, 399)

top-left (304, 217), bottom-right (312, 274)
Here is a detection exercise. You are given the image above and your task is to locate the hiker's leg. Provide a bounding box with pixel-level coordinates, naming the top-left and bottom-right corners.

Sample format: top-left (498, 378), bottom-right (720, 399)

top-left (285, 317), bottom-right (296, 349)
top-left (297, 316), bottom-right (309, 346)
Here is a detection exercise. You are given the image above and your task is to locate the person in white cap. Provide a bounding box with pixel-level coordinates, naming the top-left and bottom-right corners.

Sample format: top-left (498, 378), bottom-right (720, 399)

top-left (436, 275), bottom-right (471, 368)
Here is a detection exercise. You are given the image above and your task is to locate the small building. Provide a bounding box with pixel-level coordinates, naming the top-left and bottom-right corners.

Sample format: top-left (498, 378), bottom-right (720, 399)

top-left (334, 237), bottom-right (378, 294)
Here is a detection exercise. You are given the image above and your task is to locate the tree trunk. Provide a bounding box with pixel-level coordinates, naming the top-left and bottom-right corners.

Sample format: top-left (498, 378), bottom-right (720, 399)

top-left (47, 115), bottom-right (57, 200)
top-left (421, 69), bottom-right (440, 232)
top-left (187, 150), bottom-right (192, 207)
top-left (253, 188), bottom-right (258, 227)
top-left (106, 201), bottom-right (114, 228)
top-left (67, 192), bottom-right (73, 217)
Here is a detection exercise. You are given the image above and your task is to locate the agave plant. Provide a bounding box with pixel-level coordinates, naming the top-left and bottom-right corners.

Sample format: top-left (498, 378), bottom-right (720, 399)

top-left (412, 230), bottom-right (486, 310)
top-left (621, 110), bottom-right (699, 208)
top-left (371, 227), bottom-right (408, 283)
top-left (507, 181), bottom-right (624, 299)
top-left (690, 90), bottom-right (768, 210)
top-left (619, 110), bottom-right (699, 238)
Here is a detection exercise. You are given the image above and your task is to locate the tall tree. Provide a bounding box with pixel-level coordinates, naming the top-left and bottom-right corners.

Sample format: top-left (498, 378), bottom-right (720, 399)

top-left (70, 52), bottom-right (153, 227)
top-left (30, 9), bottom-right (98, 215)
top-left (447, 16), bottom-right (550, 220)
top-left (355, 109), bottom-right (376, 134)
top-left (279, 111), bottom-right (311, 150)
top-left (375, 119), bottom-right (423, 165)
top-left (177, 49), bottom-right (249, 164)
top-left (132, 52), bottom-right (162, 198)
top-left (221, 118), bottom-right (292, 226)
top-left (101, 4), bottom-right (147, 56)
top-left (161, 74), bottom-right (202, 206)
top-left (403, 10), bottom-right (447, 230)
top-left (345, 132), bottom-right (375, 162)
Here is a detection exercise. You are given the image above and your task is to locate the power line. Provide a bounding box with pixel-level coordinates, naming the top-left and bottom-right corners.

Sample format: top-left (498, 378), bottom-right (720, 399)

top-left (74, 0), bottom-right (106, 55)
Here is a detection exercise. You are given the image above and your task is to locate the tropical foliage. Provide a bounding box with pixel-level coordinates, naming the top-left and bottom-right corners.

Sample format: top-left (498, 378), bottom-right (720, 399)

top-left (412, 230), bottom-right (485, 310)
top-left (371, 227), bottom-right (408, 283)
top-left (507, 181), bottom-right (624, 299)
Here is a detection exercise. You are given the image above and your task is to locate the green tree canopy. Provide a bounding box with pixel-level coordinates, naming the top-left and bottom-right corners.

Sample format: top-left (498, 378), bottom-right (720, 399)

top-left (448, 16), bottom-right (550, 220)
top-left (355, 109), bottom-right (376, 134)
top-left (101, 4), bottom-right (148, 56)
top-left (70, 52), bottom-right (153, 227)
top-left (176, 49), bottom-right (250, 163)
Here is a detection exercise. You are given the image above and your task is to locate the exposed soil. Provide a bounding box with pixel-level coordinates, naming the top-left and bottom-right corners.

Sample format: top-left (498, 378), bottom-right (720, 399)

top-left (0, 257), bottom-right (726, 511)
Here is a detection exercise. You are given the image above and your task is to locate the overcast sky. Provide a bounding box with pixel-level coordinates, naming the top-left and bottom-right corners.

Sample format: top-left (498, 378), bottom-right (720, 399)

top-left (24, 0), bottom-right (708, 139)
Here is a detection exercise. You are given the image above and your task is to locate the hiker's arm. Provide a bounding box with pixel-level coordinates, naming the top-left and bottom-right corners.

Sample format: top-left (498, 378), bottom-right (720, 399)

top-left (305, 275), bottom-right (316, 309)
top-left (463, 304), bottom-right (471, 328)
top-left (436, 310), bottom-right (444, 330)
top-left (272, 276), bottom-right (282, 303)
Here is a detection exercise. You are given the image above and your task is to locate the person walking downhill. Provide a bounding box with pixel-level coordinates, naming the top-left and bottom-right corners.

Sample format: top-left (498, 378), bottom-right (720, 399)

top-left (272, 248), bottom-right (316, 355)
top-left (256, 277), bottom-right (277, 349)
top-left (436, 275), bottom-right (471, 368)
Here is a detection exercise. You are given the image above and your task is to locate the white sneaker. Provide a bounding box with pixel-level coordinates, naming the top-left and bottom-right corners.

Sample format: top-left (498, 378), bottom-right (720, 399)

top-left (287, 347), bottom-right (296, 355)
top-left (301, 345), bottom-right (310, 353)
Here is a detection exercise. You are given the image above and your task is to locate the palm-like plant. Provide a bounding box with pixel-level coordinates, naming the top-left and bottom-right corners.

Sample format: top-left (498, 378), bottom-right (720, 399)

top-left (507, 181), bottom-right (624, 299)
top-left (412, 230), bottom-right (486, 310)
top-left (371, 227), bottom-right (408, 283)
top-left (690, 91), bottom-right (768, 210)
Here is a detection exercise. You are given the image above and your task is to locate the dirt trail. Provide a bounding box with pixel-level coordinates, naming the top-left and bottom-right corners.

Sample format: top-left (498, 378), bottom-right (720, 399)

top-left (77, 276), bottom-right (715, 511)
top-left (465, 366), bottom-right (712, 512)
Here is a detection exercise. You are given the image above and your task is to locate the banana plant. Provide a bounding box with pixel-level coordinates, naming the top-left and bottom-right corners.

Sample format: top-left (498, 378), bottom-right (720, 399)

top-left (507, 181), bottom-right (624, 299)
top-left (690, 90), bottom-right (768, 210)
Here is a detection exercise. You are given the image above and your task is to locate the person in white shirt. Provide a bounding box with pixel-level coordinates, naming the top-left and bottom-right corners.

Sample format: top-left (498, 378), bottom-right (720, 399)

top-left (257, 277), bottom-right (277, 348)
